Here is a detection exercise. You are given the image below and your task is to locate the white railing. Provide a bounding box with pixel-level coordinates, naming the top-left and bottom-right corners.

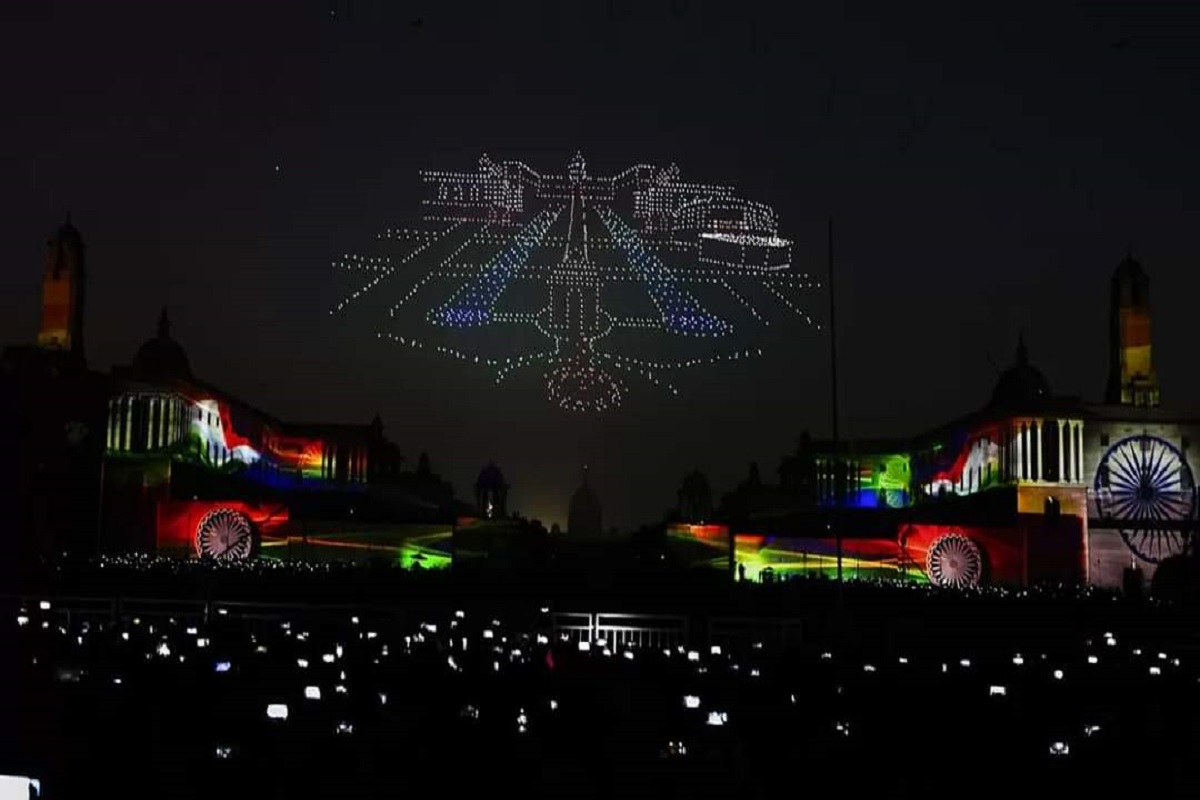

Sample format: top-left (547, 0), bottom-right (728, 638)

top-left (553, 612), bottom-right (690, 649)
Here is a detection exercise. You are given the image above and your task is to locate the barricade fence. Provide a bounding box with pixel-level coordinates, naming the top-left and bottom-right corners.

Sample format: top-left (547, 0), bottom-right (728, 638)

top-left (552, 611), bottom-right (802, 650)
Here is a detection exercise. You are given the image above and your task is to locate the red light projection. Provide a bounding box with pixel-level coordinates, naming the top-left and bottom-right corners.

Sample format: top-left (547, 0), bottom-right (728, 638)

top-left (262, 431), bottom-right (325, 478)
top-left (673, 516), bottom-right (1084, 587)
top-left (215, 401), bottom-right (254, 452)
top-left (157, 499), bottom-right (290, 557)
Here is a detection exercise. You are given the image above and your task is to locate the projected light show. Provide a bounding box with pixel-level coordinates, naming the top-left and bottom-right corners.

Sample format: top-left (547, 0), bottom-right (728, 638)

top-left (156, 499), bottom-right (453, 567)
top-left (330, 153), bottom-right (819, 411)
top-left (1094, 434), bottom-right (1196, 563)
top-left (667, 518), bottom-right (1085, 587)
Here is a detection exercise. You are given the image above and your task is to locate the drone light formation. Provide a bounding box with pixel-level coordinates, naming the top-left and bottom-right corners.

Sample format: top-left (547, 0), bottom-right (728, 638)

top-left (331, 152), bottom-right (820, 411)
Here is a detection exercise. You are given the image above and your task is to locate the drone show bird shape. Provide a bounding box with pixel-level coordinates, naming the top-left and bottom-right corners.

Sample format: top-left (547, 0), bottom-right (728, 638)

top-left (330, 153), bottom-right (819, 411)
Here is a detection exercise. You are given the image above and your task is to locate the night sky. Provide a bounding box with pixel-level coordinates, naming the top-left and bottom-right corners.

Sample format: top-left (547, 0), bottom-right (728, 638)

top-left (4, 1), bottom-right (1200, 530)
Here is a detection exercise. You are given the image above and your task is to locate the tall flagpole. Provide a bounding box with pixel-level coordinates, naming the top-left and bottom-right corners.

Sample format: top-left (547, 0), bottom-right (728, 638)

top-left (828, 219), bottom-right (843, 596)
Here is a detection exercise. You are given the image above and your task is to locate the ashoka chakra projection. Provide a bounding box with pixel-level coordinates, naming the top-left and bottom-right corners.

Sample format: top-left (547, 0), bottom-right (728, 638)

top-left (1094, 434), bottom-right (1197, 564)
top-left (926, 533), bottom-right (983, 588)
top-left (330, 153), bottom-right (821, 412)
top-left (195, 507), bottom-right (254, 561)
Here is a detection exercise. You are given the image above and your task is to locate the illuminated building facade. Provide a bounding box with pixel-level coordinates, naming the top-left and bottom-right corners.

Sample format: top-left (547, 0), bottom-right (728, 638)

top-left (1, 220), bottom-right (461, 566)
top-left (101, 309), bottom-right (460, 563)
top-left (677, 256), bottom-right (1198, 590)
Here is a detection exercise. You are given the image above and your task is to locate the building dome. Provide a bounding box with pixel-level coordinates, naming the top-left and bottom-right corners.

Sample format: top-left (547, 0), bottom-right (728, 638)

top-left (989, 336), bottom-right (1050, 410)
top-left (1113, 254), bottom-right (1147, 283)
top-left (132, 308), bottom-right (192, 380)
top-left (51, 217), bottom-right (84, 248)
top-left (475, 462), bottom-right (506, 491)
top-left (677, 468), bottom-right (713, 522)
top-left (1111, 254), bottom-right (1151, 308)
top-left (568, 468), bottom-right (603, 537)
top-left (474, 462), bottom-right (508, 518)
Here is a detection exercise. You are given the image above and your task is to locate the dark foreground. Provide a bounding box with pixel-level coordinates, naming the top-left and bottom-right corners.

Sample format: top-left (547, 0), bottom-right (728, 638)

top-left (1, 559), bottom-right (1198, 798)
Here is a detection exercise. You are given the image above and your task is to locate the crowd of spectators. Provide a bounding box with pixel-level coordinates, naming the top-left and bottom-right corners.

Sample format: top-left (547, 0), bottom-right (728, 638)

top-left (1, 558), bottom-right (1197, 797)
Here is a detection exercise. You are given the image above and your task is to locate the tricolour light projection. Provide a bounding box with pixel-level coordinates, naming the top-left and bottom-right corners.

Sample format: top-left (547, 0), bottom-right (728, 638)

top-left (190, 398), bottom-right (260, 468)
top-left (331, 153), bottom-right (819, 411)
top-left (916, 424), bottom-right (1003, 499)
top-left (106, 384), bottom-right (366, 487)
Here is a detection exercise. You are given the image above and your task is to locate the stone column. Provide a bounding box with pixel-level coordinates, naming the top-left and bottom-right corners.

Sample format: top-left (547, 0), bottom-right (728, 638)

top-left (1080, 422), bottom-right (1089, 484)
top-left (1015, 423), bottom-right (1024, 481)
top-left (123, 396), bottom-right (133, 452)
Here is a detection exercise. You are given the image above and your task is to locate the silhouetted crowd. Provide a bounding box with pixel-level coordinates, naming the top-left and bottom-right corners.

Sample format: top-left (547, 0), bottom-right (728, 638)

top-left (2, 560), bottom-right (1197, 799)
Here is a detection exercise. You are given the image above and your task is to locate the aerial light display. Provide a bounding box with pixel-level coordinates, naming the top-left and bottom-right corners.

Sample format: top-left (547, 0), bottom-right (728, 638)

top-left (330, 152), bottom-right (820, 411)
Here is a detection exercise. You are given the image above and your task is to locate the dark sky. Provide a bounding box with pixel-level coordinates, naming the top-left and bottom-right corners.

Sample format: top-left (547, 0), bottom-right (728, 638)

top-left (4, 1), bottom-right (1200, 530)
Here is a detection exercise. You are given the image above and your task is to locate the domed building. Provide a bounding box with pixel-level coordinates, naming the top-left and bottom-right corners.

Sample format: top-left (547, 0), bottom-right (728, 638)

top-left (677, 469), bottom-right (713, 523)
top-left (3, 219), bottom-right (463, 566)
top-left (131, 308), bottom-right (193, 381)
top-left (988, 336), bottom-right (1050, 411)
top-left (688, 253), bottom-right (1200, 592)
top-left (567, 467), bottom-right (603, 537)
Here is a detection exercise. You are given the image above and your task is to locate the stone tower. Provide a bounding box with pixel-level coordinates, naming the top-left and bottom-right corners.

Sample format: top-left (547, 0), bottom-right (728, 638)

top-left (37, 216), bottom-right (86, 357)
top-left (1105, 255), bottom-right (1159, 407)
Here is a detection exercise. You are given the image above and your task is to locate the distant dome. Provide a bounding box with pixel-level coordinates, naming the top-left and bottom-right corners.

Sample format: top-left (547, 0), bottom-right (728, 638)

top-left (568, 469), bottom-right (603, 536)
top-left (475, 462), bottom-right (506, 491)
top-left (680, 469), bottom-right (711, 498)
top-left (473, 461), bottom-right (508, 518)
top-left (1112, 254), bottom-right (1151, 308)
top-left (989, 336), bottom-right (1050, 410)
top-left (51, 217), bottom-right (83, 247)
top-left (1113, 254), bottom-right (1147, 283)
top-left (133, 308), bottom-right (192, 380)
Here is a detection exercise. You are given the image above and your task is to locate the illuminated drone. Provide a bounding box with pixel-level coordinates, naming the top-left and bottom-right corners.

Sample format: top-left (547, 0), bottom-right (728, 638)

top-left (331, 153), bottom-right (819, 411)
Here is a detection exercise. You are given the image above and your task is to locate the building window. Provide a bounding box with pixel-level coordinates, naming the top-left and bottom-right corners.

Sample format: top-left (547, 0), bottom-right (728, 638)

top-left (1100, 433), bottom-right (1109, 448)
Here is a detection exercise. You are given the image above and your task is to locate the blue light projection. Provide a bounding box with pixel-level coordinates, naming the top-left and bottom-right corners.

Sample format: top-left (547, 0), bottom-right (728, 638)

top-left (596, 206), bottom-right (729, 337)
top-left (330, 152), bottom-right (820, 411)
top-left (430, 207), bottom-right (561, 327)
